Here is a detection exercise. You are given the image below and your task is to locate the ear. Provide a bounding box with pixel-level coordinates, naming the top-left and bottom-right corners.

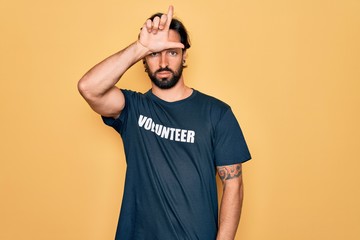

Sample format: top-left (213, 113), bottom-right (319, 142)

top-left (182, 50), bottom-right (187, 61)
top-left (142, 58), bottom-right (148, 72)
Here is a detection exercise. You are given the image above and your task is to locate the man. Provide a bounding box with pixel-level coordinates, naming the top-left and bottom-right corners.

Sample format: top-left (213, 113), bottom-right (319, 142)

top-left (78, 6), bottom-right (251, 240)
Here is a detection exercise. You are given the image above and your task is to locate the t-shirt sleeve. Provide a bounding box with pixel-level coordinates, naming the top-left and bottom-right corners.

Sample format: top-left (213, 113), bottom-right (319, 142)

top-left (214, 108), bottom-right (251, 166)
top-left (101, 89), bottom-right (130, 134)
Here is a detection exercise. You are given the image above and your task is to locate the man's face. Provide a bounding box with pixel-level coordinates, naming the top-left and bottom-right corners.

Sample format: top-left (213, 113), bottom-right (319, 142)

top-left (144, 30), bottom-right (185, 89)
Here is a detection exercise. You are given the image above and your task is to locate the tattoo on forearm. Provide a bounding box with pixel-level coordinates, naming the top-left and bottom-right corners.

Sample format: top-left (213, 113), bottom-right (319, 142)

top-left (217, 164), bottom-right (242, 181)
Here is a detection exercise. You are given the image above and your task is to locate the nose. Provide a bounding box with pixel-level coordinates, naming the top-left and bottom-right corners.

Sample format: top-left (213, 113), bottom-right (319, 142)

top-left (159, 52), bottom-right (168, 68)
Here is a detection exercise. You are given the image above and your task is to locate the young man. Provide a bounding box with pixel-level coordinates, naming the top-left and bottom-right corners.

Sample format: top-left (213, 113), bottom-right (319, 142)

top-left (78, 6), bottom-right (251, 240)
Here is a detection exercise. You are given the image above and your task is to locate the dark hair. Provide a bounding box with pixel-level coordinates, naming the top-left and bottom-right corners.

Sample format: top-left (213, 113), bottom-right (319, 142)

top-left (149, 13), bottom-right (191, 50)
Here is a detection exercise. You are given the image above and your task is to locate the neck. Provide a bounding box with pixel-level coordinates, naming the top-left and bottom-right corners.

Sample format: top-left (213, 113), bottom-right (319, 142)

top-left (151, 77), bottom-right (193, 102)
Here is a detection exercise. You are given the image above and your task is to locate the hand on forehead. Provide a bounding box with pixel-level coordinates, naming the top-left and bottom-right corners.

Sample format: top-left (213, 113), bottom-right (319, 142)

top-left (138, 6), bottom-right (184, 54)
top-left (145, 5), bottom-right (174, 34)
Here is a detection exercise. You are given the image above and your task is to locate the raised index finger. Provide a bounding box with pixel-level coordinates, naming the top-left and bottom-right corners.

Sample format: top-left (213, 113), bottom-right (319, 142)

top-left (164, 5), bottom-right (174, 29)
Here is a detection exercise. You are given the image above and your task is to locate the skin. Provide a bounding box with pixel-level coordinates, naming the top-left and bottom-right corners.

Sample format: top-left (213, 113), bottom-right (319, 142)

top-left (216, 164), bottom-right (244, 240)
top-left (78, 6), bottom-right (244, 240)
top-left (144, 32), bottom-right (190, 98)
top-left (77, 6), bottom-right (186, 118)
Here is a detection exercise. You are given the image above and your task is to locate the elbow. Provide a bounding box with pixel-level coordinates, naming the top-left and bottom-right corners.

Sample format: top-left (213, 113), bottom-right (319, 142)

top-left (77, 77), bottom-right (89, 97)
top-left (77, 77), bottom-right (97, 101)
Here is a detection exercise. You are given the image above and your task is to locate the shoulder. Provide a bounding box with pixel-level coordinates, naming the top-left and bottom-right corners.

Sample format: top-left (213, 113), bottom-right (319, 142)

top-left (194, 90), bottom-right (230, 108)
top-left (121, 89), bottom-right (143, 97)
top-left (193, 90), bottom-right (234, 128)
top-left (121, 89), bottom-right (151, 103)
top-left (194, 90), bottom-right (231, 116)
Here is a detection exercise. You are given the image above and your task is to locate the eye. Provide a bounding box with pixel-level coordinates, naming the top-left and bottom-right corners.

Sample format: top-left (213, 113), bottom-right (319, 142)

top-left (150, 52), bottom-right (159, 57)
top-left (168, 51), bottom-right (178, 56)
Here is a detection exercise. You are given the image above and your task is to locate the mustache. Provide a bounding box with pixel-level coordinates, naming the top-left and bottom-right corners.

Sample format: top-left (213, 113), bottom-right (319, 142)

top-left (155, 67), bottom-right (175, 74)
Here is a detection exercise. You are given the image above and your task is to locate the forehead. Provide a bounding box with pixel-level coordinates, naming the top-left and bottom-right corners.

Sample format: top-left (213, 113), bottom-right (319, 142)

top-left (168, 29), bottom-right (181, 42)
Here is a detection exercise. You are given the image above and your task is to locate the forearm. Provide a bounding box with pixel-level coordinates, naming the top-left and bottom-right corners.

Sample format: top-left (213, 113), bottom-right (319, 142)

top-left (216, 164), bottom-right (244, 240)
top-left (78, 6), bottom-right (183, 117)
top-left (217, 182), bottom-right (243, 240)
top-left (78, 41), bottom-right (149, 99)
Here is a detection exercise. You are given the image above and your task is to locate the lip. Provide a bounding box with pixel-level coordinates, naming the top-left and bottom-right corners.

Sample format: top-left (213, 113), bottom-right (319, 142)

top-left (156, 71), bottom-right (172, 77)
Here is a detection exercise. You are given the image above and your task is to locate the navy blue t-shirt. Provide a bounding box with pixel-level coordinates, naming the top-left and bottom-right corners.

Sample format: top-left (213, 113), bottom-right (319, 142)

top-left (102, 89), bottom-right (251, 240)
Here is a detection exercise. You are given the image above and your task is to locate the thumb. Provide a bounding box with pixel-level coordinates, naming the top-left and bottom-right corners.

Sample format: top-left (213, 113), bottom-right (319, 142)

top-left (165, 41), bottom-right (185, 50)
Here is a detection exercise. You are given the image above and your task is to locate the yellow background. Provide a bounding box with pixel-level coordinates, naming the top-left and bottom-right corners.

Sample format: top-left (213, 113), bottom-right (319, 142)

top-left (1, 0), bottom-right (359, 239)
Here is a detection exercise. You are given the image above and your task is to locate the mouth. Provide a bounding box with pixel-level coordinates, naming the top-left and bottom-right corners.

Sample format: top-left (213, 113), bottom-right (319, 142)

top-left (156, 71), bottom-right (172, 78)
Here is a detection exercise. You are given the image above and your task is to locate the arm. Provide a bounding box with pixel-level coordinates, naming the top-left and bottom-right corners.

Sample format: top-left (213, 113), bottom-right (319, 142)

top-left (216, 163), bottom-right (244, 240)
top-left (77, 42), bottom-right (148, 118)
top-left (77, 6), bottom-right (184, 118)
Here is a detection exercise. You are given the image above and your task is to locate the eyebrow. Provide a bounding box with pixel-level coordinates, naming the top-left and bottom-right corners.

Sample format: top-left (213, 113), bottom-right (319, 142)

top-left (166, 48), bottom-right (182, 52)
top-left (150, 48), bottom-right (182, 55)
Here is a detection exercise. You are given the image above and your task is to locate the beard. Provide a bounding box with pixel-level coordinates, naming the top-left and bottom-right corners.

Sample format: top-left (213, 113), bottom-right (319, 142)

top-left (145, 64), bottom-right (184, 89)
